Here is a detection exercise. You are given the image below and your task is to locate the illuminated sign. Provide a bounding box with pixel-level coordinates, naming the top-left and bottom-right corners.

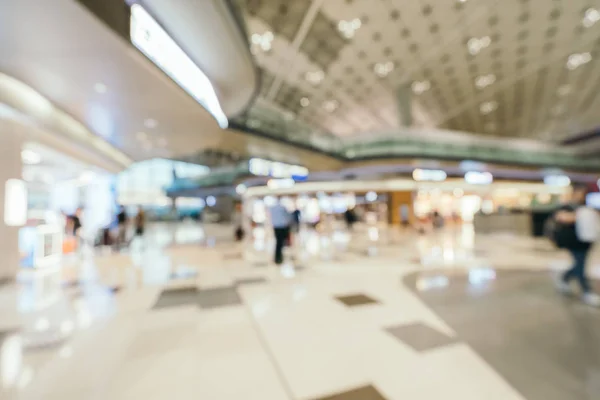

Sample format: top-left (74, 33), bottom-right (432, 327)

top-left (412, 169), bottom-right (447, 182)
top-left (465, 171), bottom-right (493, 185)
top-left (249, 158), bottom-right (308, 179)
top-left (130, 4), bottom-right (228, 129)
top-left (544, 175), bottom-right (571, 187)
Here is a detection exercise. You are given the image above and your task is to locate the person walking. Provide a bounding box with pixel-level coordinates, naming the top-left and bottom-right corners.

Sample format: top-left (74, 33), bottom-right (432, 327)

top-left (554, 183), bottom-right (600, 307)
top-left (269, 198), bottom-right (291, 265)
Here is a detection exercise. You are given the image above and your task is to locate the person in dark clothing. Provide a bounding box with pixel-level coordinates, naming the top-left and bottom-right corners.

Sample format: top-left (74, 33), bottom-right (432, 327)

top-left (116, 206), bottom-right (128, 248)
top-left (344, 208), bottom-right (357, 230)
top-left (555, 183), bottom-right (600, 307)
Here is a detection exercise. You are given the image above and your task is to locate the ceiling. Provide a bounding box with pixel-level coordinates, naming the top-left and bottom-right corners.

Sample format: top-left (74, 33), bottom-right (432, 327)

top-left (231, 0), bottom-right (600, 147)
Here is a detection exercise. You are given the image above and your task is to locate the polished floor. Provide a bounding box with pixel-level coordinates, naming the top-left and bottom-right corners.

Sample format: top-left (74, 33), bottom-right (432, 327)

top-left (1, 221), bottom-right (599, 399)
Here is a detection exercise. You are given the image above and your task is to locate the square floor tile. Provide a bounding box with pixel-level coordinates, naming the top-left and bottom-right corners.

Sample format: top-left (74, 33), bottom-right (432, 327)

top-left (152, 287), bottom-right (198, 310)
top-left (386, 322), bottom-right (457, 352)
top-left (335, 294), bottom-right (379, 307)
top-left (197, 286), bottom-right (242, 309)
top-left (235, 277), bottom-right (267, 286)
top-left (313, 385), bottom-right (387, 400)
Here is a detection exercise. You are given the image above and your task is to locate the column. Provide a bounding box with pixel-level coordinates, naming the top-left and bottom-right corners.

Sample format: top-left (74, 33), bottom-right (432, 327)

top-left (0, 119), bottom-right (24, 333)
top-left (0, 120), bottom-right (24, 282)
top-left (387, 191), bottom-right (415, 226)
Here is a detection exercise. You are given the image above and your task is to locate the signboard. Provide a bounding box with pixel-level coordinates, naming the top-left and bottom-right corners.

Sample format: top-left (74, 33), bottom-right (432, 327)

top-left (248, 158), bottom-right (309, 180)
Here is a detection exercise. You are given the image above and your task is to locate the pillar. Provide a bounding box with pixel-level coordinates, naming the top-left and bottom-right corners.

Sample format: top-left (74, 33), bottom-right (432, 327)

top-left (0, 119), bottom-right (24, 332)
top-left (0, 120), bottom-right (24, 282)
top-left (387, 191), bottom-right (415, 226)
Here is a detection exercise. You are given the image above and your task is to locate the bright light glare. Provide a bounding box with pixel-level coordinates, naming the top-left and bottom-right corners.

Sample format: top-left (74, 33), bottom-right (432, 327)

top-left (412, 169), bottom-right (447, 182)
top-left (206, 196), bottom-right (216, 207)
top-left (267, 178), bottom-right (295, 189)
top-left (365, 191), bottom-right (378, 202)
top-left (236, 184), bottom-right (247, 195)
top-left (130, 5), bottom-right (228, 128)
top-left (21, 150), bottom-right (41, 165)
top-left (544, 175), bottom-right (571, 187)
top-left (465, 171), bottom-right (493, 185)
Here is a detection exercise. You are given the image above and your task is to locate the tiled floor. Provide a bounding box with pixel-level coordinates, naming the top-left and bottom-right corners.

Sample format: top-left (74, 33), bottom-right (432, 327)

top-left (1, 222), bottom-right (600, 399)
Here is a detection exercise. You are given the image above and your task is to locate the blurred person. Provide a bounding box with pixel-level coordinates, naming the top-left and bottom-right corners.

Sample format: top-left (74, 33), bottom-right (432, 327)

top-left (134, 207), bottom-right (146, 237)
top-left (554, 183), bottom-right (600, 307)
top-left (116, 205), bottom-right (128, 248)
top-left (344, 207), bottom-right (357, 230)
top-left (292, 208), bottom-right (301, 233)
top-left (269, 198), bottom-right (291, 265)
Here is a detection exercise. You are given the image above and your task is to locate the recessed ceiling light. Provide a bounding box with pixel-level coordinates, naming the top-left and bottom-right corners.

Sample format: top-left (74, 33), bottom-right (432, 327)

top-left (323, 100), bottom-right (339, 112)
top-left (557, 84), bottom-right (571, 96)
top-left (338, 18), bottom-right (361, 39)
top-left (144, 118), bottom-right (158, 129)
top-left (566, 52), bottom-right (592, 70)
top-left (374, 61), bottom-right (394, 78)
top-left (21, 149), bottom-right (41, 165)
top-left (411, 80), bottom-right (431, 94)
top-left (94, 83), bottom-right (107, 94)
top-left (251, 31), bottom-right (274, 53)
top-left (475, 73), bottom-right (496, 89)
top-left (467, 36), bottom-right (491, 55)
top-left (480, 101), bottom-right (498, 115)
top-left (305, 70), bottom-right (325, 85)
top-left (300, 97), bottom-right (310, 107)
top-left (583, 8), bottom-right (600, 28)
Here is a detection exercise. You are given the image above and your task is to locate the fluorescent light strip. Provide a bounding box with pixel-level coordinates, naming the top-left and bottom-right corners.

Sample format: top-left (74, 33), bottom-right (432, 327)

top-left (130, 4), bottom-right (228, 129)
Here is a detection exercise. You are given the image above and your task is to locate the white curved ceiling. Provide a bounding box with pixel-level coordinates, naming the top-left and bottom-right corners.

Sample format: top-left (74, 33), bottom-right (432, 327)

top-left (233, 0), bottom-right (600, 144)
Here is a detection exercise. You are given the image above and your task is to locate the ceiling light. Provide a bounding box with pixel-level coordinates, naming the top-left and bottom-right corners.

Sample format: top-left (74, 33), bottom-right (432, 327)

top-left (94, 83), bottom-right (107, 94)
top-left (300, 97), bottom-right (310, 107)
top-left (305, 70), bottom-right (325, 85)
top-left (479, 101), bottom-right (498, 115)
top-left (251, 31), bottom-right (274, 53)
top-left (583, 8), bottom-right (600, 28)
top-left (475, 73), bottom-right (496, 89)
top-left (144, 118), bottom-right (158, 129)
top-left (557, 84), bottom-right (571, 96)
top-left (374, 61), bottom-right (394, 78)
top-left (323, 100), bottom-right (339, 112)
top-left (21, 149), bottom-right (41, 165)
top-left (566, 52), bottom-right (592, 70)
top-left (411, 80), bottom-right (431, 94)
top-left (467, 36), bottom-right (491, 55)
top-left (338, 18), bottom-right (361, 39)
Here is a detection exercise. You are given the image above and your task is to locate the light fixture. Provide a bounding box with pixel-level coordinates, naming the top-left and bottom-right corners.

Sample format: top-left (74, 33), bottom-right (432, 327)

top-left (206, 196), bottom-right (216, 207)
top-left (144, 118), bottom-right (158, 129)
top-left (251, 31), bottom-right (274, 52)
top-left (412, 169), bottom-right (447, 182)
top-left (365, 191), bottom-right (377, 202)
top-left (267, 178), bottom-right (295, 189)
top-left (235, 184), bottom-right (247, 195)
top-left (583, 8), bottom-right (600, 28)
top-left (465, 171), bottom-right (493, 185)
top-left (544, 175), bottom-right (571, 187)
top-left (475, 73), bottom-right (496, 89)
top-left (479, 101), bottom-right (498, 115)
top-left (305, 70), bottom-right (324, 85)
top-left (323, 100), bottom-right (339, 112)
top-left (467, 36), bottom-right (491, 55)
top-left (338, 18), bottom-right (362, 39)
top-left (411, 80), bottom-right (431, 94)
top-left (21, 149), bottom-right (41, 165)
top-left (557, 84), bottom-right (571, 96)
top-left (566, 52), bottom-right (592, 70)
top-left (94, 83), bottom-right (107, 94)
top-left (300, 97), bottom-right (310, 107)
top-left (130, 4), bottom-right (228, 129)
top-left (374, 61), bottom-right (394, 78)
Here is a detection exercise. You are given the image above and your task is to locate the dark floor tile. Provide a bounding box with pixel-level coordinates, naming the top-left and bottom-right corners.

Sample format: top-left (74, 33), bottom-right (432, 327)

top-left (152, 287), bottom-right (199, 310)
top-left (336, 294), bottom-right (379, 307)
top-left (235, 277), bottom-right (267, 286)
top-left (313, 384), bottom-right (387, 400)
top-left (197, 286), bottom-right (242, 309)
top-left (386, 322), bottom-right (457, 352)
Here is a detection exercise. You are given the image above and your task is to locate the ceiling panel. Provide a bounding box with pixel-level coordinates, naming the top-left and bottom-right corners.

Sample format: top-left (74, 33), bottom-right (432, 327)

top-left (233, 0), bottom-right (600, 146)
